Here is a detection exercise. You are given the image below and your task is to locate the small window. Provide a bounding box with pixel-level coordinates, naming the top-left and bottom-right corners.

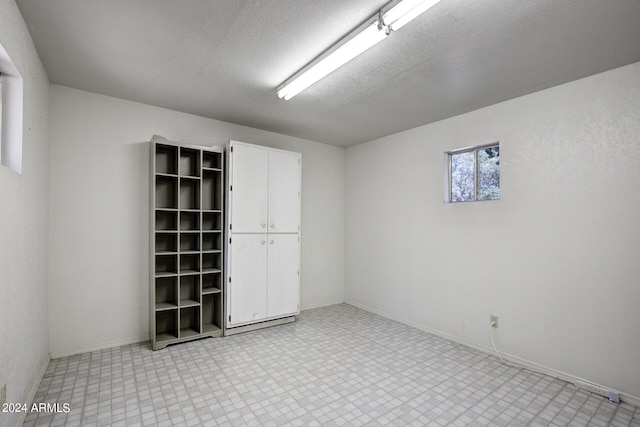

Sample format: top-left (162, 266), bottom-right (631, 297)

top-left (447, 144), bottom-right (500, 202)
top-left (0, 75), bottom-right (3, 143)
top-left (0, 42), bottom-right (24, 174)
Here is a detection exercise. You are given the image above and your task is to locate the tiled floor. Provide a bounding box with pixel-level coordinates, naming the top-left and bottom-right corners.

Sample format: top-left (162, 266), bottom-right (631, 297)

top-left (24, 304), bottom-right (639, 426)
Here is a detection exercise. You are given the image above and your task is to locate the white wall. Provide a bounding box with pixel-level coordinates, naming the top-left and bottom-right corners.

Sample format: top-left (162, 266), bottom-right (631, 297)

top-left (0, 2), bottom-right (50, 427)
top-left (48, 85), bottom-right (344, 357)
top-left (345, 62), bottom-right (640, 401)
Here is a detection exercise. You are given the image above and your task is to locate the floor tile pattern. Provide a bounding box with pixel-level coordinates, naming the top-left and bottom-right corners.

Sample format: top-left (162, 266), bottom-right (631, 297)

top-left (24, 304), bottom-right (639, 426)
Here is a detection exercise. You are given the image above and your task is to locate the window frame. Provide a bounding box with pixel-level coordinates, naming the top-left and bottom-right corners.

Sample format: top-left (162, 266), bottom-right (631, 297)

top-left (445, 142), bottom-right (500, 203)
top-left (0, 42), bottom-right (24, 174)
top-left (0, 74), bottom-right (3, 148)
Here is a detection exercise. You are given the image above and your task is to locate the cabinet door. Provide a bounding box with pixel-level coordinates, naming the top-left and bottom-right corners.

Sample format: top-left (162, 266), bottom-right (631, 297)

top-left (228, 234), bottom-right (267, 326)
top-left (267, 234), bottom-right (300, 318)
top-left (230, 144), bottom-right (268, 233)
top-left (268, 150), bottom-right (301, 233)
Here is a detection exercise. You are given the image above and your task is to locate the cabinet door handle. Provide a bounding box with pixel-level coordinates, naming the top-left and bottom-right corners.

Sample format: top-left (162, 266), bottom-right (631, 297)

top-left (270, 240), bottom-right (274, 245)
top-left (270, 224), bottom-right (275, 229)
top-left (261, 240), bottom-right (266, 245)
top-left (261, 223), bottom-right (266, 228)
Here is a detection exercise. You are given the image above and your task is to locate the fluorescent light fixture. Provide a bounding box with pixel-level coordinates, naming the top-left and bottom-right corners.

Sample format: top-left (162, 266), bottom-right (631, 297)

top-left (277, 21), bottom-right (386, 101)
top-left (386, 0), bottom-right (441, 31)
top-left (277, 0), bottom-right (441, 100)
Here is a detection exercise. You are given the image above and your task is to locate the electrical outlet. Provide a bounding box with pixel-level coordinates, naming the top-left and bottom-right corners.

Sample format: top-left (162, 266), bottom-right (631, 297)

top-left (490, 315), bottom-right (499, 328)
top-left (609, 391), bottom-right (620, 403)
top-left (1, 384), bottom-right (6, 406)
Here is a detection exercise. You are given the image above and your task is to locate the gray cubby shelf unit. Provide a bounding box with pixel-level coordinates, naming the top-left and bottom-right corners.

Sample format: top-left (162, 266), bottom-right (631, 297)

top-left (150, 137), bottom-right (225, 350)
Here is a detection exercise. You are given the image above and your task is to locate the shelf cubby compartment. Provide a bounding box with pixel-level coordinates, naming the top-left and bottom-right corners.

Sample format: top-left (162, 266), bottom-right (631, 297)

top-left (180, 274), bottom-right (200, 307)
top-left (155, 233), bottom-right (177, 253)
top-left (202, 272), bottom-right (222, 294)
top-left (156, 144), bottom-right (178, 175)
top-left (155, 276), bottom-right (178, 310)
top-left (179, 306), bottom-right (201, 338)
top-left (202, 151), bottom-right (222, 170)
top-left (179, 178), bottom-right (200, 210)
top-left (202, 212), bottom-right (222, 231)
top-left (202, 253), bottom-right (221, 273)
top-left (155, 176), bottom-right (178, 209)
top-left (180, 233), bottom-right (200, 252)
top-left (155, 210), bottom-right (177, 231)
top-left (156, 309), bottom-right (178, 342)
top-left (179, 211), bottom-right (200, 231)
top-left (179, 254), bottom-right (200, 274)
top-left (155, 254), bottom-right (178, 276)
top-left (202, 293), bottom-right (222, 333)
top-left (180, 147), bottom-right (200, 177)
top-left (202, 170), bottom-right (222, 211)
top-left (202, 232), bottom-right (221, 251)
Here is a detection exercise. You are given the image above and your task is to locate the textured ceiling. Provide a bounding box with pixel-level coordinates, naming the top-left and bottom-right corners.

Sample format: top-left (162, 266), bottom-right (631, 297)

top-left (16, 0), bottom-right (640, 147)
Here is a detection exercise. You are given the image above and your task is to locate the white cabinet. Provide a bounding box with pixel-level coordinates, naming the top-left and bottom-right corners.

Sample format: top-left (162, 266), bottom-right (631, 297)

top-left (226, 141), bottom-right (301, 332)
top-left (228, 234), bottom-right (267, 325)
top-left (266, 234), bottom-right (300, 318)
top-left (268, 150), bottom-right (301, 233)
top-left (228, 233), bottom-right (300, 325)
top-left (229, 144), bottom-right (300, 233)
top-left (228, 144), bottom-right (268, 233)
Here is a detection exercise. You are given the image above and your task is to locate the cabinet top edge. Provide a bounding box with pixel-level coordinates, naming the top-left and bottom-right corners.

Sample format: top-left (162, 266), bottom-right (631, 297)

top-left (151, 137), bottom-right (224, 153)
top-left (228, 140), bottom-right (301, 157)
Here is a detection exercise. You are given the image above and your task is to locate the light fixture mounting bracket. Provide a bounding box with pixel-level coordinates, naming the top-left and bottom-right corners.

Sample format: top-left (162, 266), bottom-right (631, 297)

top-left (377, 11), bottom-right (392, 36)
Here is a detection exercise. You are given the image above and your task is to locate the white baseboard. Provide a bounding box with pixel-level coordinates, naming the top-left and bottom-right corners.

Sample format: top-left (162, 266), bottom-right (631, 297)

top-left (49, 336), bottom-right (149, 359)
top-left (47, 302), bottom-right (344, 359)
top-left (225, 316), bottom-right (296, 336)
top-left (345, 300), bottom-right (640, 407)
top-left (16, 354), bottom-right (51, 426)
top-left (301, 298), bottom-right (345, 311)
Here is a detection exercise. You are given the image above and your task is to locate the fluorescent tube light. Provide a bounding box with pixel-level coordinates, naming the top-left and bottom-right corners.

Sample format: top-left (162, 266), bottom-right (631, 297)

top-left (276, 0), bottom-right (441, 100)
top-left (277, 21), bottom-right (386, 101)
